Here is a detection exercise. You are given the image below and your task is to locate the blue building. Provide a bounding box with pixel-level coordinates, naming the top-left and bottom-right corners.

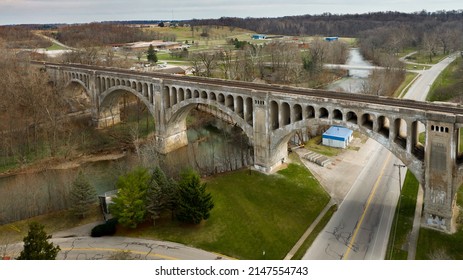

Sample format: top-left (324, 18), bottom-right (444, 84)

top-left (325, 37), bottom-right (339, 42)
top-left (252, 34), bottom-right (267, 40)
top-left (322, 126), bottom-right (353, 149)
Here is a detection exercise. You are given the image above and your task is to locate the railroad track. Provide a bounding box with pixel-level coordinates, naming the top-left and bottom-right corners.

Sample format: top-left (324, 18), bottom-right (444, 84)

top-left (33, 61), bottom-right (463, 116)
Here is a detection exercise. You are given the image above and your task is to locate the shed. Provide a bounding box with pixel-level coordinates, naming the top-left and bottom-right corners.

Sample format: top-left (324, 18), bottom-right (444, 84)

top-left (322, 126), bottom-right (353, 149)
top-left (252, 34), bottom-right (267, 40)
top-left (325, 37), bottom-right (339, 42)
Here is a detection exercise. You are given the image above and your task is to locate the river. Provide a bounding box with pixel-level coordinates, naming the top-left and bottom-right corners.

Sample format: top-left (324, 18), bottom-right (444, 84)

top-left (326, 48), bottom-right (372, 93)
top-left (0, 114), bottom-right (252, 224)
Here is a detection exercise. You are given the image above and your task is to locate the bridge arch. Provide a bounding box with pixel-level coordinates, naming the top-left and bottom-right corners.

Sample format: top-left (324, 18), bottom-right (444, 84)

top-left (270, 109), bottom-right (425, 184)
top-left (163, 90), bottom-right (254, 142)
top-left (64, 78), bottom-right (91, 97)
top-left (99, 85), bottom-right (155, 116)
top-left (62, 76), bottom-right (93, 112)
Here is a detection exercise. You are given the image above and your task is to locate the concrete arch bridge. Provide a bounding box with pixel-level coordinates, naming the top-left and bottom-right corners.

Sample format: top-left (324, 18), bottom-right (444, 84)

top-left (36, 62), bottom-right (463, 233)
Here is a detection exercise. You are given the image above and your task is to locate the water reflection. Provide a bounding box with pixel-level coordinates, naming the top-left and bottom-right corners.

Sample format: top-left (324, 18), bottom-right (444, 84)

top-left (0, 115), bottom-right (252, 224)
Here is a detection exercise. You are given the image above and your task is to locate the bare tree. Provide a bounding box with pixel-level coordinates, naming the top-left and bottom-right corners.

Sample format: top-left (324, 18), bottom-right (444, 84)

top-left (422, 32), bottom-right (439, 63)
top-left (191, 51), bottom-right (220, 77)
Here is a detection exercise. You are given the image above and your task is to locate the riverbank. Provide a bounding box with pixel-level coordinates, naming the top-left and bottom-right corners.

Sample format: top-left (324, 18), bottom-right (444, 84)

top-left (0, 150), bottom-right (127, 179)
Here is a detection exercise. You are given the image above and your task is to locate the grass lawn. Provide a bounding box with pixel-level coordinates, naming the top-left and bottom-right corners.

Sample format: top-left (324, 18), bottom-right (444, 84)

top-left (427, 56), bottom-right (463, 102)
top-left (0, 205), bottom-right (103, 245)
top-left (46, 43), bottom-right (67, 51)
top-left (305, 135), bottom-right (343, 157)
top-left (386, 170), bottom-right (419, 259)
top-left (117, 162), bottom-right (330, 259)
top-left (395, 72), bottom-right (418, 98)
top-left (415, 185), bottom-right (463, 259)
top-left (405, 64), bottom-right (431, 71)
top-left (144, 26), bottom-right (255, 49)
top-left (404, 51), bottom-right (448, 65)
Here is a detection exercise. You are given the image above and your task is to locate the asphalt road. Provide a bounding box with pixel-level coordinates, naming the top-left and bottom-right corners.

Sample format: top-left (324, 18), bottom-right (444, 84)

top-left (3, 222), bottom-right (232, 260)
top-left (303, 53), bottom-right (458, 260)
top-left (303, 146), bottom-right (404, 259)
top-left (5, 235), bottom-right (231, 260)
top-left (404, 54), bottom-right (458, 101)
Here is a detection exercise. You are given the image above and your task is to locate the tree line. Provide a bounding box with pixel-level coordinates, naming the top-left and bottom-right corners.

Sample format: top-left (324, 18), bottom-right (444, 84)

top-left (190, 10), bottom-right (463, 38)
top-left (0, 26), bottom-right (51, 49)
top-left (0, 50), bottom-right (72, 168)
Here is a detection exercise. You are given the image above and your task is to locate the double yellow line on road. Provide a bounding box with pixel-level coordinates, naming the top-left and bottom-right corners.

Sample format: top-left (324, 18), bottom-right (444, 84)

top-left (343, 153), bottom-right (392, 260)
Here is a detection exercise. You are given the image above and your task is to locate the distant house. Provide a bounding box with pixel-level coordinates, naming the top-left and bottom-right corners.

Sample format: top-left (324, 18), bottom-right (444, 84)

top-left (252, 34), bottom-right (267, 40)
top-left (325, 37), bottom-right (339, 42)
top-left (322, 126), bottom-right (353, 149)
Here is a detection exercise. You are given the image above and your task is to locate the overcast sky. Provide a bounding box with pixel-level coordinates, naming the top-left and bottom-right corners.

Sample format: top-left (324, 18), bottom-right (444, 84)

top-left (1, 0), bottom-right (462, 25)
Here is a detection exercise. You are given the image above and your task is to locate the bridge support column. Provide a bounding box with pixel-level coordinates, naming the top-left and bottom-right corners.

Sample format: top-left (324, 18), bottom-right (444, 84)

top-left (253, 138), bottom-right (288, 173)
top-left (252, 98), bottom-right (288, 173)
top-left (154, 129), bottom-right (188, 154)
top-left (95, 105), bottom-right (121, 129)
top-left (153, 82), bottom-right (188, 154)
top-left (422, 119), bottom-right (459, 233)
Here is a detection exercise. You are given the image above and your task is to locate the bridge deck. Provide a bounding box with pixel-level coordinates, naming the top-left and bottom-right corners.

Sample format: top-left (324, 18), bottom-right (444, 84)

top-left (34, 61), bottom-right (463, 116)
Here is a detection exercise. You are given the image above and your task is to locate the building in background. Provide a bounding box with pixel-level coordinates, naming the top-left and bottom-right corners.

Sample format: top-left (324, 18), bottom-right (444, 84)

top-left (251, 34), bottom-right (267, 40)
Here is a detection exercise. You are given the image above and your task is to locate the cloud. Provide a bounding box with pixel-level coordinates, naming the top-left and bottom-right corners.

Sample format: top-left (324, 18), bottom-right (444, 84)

top-left (0, 0), bottom-right (461, 25)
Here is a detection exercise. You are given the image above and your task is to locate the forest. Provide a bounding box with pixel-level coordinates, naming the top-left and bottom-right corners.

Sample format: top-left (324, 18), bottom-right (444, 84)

top-left (190, 11), bottom-right (463, 37)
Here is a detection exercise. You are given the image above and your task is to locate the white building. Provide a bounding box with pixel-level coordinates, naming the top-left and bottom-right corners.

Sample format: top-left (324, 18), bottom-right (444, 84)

top-left (322, 126), bottom-right (353, 149)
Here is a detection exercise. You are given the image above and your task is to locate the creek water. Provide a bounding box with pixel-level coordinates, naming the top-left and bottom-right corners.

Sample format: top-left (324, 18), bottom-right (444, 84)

top-left (325, 48), bottom-right (372, 93)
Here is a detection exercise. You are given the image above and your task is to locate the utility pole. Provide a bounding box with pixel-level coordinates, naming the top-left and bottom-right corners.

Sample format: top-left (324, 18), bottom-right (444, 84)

top-left (390, 163), bottom-right (406, 259)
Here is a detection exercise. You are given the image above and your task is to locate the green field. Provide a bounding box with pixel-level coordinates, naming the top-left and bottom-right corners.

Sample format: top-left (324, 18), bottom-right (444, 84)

top-left (404, 51), bottom-right (449, 65)
top-left (386, 171), bottom-right (419, 260)
top-left (118, 160), bottom-right (330, 259)
top-left (395, 72), bottom-right (419, 98)
top-left (427, 56), bottom-right (463, 102)
top-left (416, 185), bottom-right (463, 259)
top-left (46, 43), bottom-right (67, 51)
top-left (305, 135), bottom-right (343, 157)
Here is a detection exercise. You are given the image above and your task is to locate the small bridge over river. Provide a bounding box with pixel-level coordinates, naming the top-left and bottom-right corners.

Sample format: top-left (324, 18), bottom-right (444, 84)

top-left (36, 61), bottom-right (463, 233)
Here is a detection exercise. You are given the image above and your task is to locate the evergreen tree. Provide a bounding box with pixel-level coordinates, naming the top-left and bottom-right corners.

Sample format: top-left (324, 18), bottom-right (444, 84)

top-left (17, 222), bottom-right (60, 260)
top-left (147, 44), bottom-right (158, 63)
top-left (69, 171), bottom-right (97, 219)
top-left (146, 179), bottom-right (163, 225)
top-left (110, 168), bottom-right (150, 228)
top-left (146, 167), bottom-right (178, 225)
top-left (166, 177), bottom-right (179, 219)
top-left (176, 170), bottom-right (214, 224)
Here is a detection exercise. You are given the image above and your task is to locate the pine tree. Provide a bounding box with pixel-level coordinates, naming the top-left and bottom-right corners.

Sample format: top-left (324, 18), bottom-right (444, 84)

top-left (147, 44), bottom-right (158, 63)
top-left (176, 170), bottom-right (214, 224)
top-left (146, 167), bottom-right (178, 225)
top-left (146, 179), bottom-right (163, 225)
top-left (17, 222), bottom-right (60, 260)
top-left (69, 171), bottom-right (97, 219)
top-left (110, 168), bottom-right (150, 228)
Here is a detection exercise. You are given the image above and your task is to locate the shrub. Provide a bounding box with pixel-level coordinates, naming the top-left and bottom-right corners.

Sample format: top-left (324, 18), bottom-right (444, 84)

top-left (91, 218), bottom-right (118, 237)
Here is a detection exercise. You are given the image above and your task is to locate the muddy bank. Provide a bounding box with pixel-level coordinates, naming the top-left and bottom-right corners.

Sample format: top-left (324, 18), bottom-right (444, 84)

top-left (0, 151), bottom-right (127, 179)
